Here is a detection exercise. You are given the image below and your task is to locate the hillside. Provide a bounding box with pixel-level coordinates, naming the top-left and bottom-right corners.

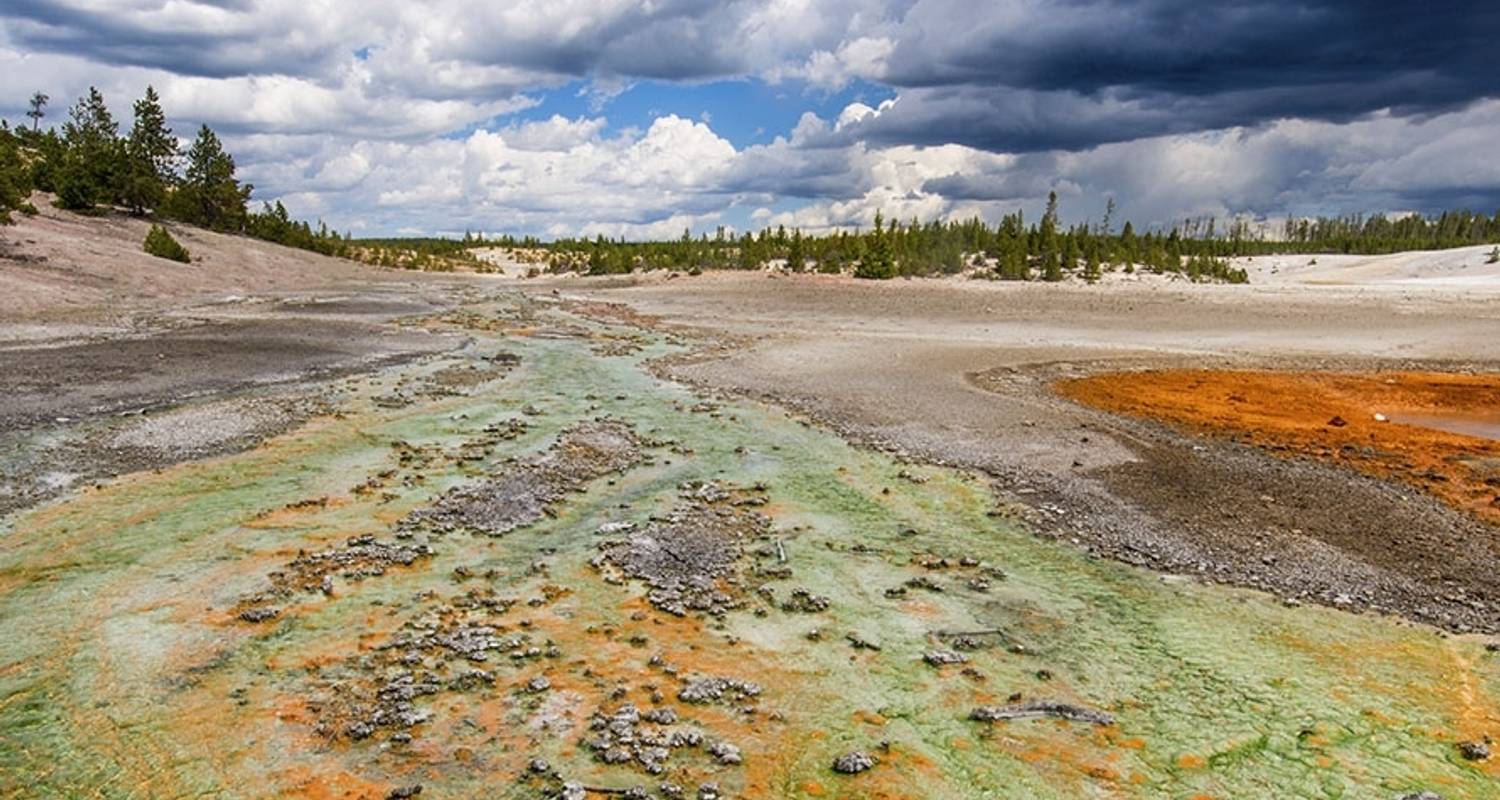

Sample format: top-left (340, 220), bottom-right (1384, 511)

top-left (0, 195), bottom-right (399, 323)
top-left (1239, 243), bottom-right (1500, 287)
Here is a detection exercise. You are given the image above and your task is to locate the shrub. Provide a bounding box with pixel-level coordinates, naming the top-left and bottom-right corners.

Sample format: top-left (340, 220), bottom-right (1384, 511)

top-left (19, 201), bottom-right (38, 216)
top-left (143, 224), bottom-right (190, 263)
top-left (1488, 246), bottom-right (1499, 264)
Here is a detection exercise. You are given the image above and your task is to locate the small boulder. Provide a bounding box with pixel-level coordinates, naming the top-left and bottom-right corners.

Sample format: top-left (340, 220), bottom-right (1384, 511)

top-left (832, 751), bottom-right (877, 774)
top-left (923, 650), bottom-right (967, 666)
top-left (707, 741), bottom-right (742, 765)
top-left (1458, 741), bottom-right (1490, 761)
top-left (238, 606), bottom-right (279, 623)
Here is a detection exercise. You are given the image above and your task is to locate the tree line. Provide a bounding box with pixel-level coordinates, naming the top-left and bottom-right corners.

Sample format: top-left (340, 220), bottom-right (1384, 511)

top-left (6, 89), bottom-right (1497, 282)
top-left (0, 87), bottom-right (350, 258)
top-left (525, 191), bottom-right (1500, 282)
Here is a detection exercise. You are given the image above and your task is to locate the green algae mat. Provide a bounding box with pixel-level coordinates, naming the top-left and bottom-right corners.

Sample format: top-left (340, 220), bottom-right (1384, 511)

top-left (1, 297), bottom-right (1496, 800)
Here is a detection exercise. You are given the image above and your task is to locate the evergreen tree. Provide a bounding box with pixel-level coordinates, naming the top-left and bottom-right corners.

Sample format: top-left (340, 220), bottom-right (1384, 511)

top-left (856, 212), bottom-right (896, 279)
top-left (26, 92), bottom-right (49, 132)
top-left (1039, 190), bottom-right (1062, 281)
top-left (143, 223), bottom-right (190, 262)
top-left (786, 229), bottom-right (806, 272)
top-left (0, 124), bottom-right (27, 223)
top-left (57, 87), bottom-right (123, 210)
top-left (122, 86), bottom-right (178, 214)
top-left (166, 124), bottom-right (249, 231)
top-left (1119, 220), bottom-right (1138, 266)
top-left (1084, 248), bottom-right (1102, 283)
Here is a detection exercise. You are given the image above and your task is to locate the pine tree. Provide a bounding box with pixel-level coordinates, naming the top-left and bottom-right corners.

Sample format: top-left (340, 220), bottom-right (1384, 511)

top-left (786, 229), bottom-right (805, 272)
top-left (26, 92), bottom-right (49, 132)
top-left (856, 212), bottom-right (896, 279)
top-left (165, 124), bottom-right (249, 231)
top-left (0, 124), bottom-right (26, 223)
top-left (1039, 190), bottom-right (1062, 281)
top-left (143, 223), bottom-right (190, 262)
top-left (57, 87), bottom-right (123, 210)
top-left (1119, 220), bottom-right (1138, 267)
top-left (998, 238), bottom-right (1027, 280)
top-left (122, 86), bottom-right (178, 214)
top-left (1084, 248), bottom-right (1101, 283)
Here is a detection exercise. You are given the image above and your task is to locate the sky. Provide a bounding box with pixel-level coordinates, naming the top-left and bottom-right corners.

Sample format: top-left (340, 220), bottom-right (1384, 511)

top-left (1, 1), bottom-right (1498, 239)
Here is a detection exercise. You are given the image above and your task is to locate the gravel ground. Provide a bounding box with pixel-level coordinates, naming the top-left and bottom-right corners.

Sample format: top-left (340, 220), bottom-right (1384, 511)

top-left (549, 270), bottom-right (1500, 633)
top-left (108, 396), bottom-right (306, 454)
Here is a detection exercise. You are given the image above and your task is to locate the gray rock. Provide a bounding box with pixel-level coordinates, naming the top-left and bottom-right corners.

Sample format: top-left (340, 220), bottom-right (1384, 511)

top-left (1458, 741), bottom-right (1490, 761)
top-left (238, 606), bottom-right (279, 623)
top-left (707, 740), bottom-right (742, 765)
top-left (923, 650), bottom-right (967, 666)
top-left (832, 751), bottom-right (877, 774)
top-left (970, 700), bottom-right (1114, 726)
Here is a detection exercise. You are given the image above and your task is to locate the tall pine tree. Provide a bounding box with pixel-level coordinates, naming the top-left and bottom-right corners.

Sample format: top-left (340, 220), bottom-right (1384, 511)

top-left (122, 86), bottom-right (178, 215)
top-left (1040, 190), bottom-right (1063, 281)
top-left (786, 229), bottom-right (806, 272)
top-left (0, 123), bottom-right (27, 223)
top-left (57, 87), bottom-right (122, 210)
top-left (856, 212), bottom-right (896, 279)
top-left (166, 124), bottom-right (249, 231)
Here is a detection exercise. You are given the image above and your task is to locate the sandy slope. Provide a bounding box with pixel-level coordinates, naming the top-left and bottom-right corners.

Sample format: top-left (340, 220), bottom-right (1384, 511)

top-left (1238, 242), bottom-right (1500, 287)
top-left (0, 196), bottom-right (413, 322)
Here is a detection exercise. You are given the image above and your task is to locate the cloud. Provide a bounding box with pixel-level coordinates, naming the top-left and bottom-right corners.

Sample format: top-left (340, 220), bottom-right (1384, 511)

top-left (916, 100), bottom-right (1500, 225)
top-left (234, 114), bottom-right (741, 235)
top-left (866, 0), bottom-right (1499, 150)
top-left (2, 1), bottom-right (1496, 237)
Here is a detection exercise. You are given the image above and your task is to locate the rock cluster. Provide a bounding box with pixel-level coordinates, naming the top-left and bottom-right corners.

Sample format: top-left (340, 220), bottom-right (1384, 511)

top-left (970, 700), bottom-right (1114, 726)
top-left (598, 481), bottom-right (771, 617)
top-left (404, 419), bottom-right (641, 537)
top-left (581, 703), bottom-right (717, 775)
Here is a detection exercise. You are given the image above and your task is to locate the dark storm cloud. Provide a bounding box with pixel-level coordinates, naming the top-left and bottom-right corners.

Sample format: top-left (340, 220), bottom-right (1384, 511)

top-left (921, 153), bottom-right (1062, 202)
top-left (9, 0), bottom-right (1491, 155)
top-left (720, 142), bottom-right (872, 199)
top-left (446, 0), bottom-right (747, 81)
top-left (3, 0), bottom-right (1497, 235)
top-left (0, 0), bottom-right (334, 79)
top-left (863, 0), bottom-right (1500, 152)
top-left (0, 0), bottom-right (752, 84)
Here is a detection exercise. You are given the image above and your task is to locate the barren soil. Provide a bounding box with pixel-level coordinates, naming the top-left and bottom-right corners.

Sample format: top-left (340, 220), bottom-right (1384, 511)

top-left (554, 271), bottom-right (1500, 632)
top-left (0, 206), bottom-right (477, 516)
